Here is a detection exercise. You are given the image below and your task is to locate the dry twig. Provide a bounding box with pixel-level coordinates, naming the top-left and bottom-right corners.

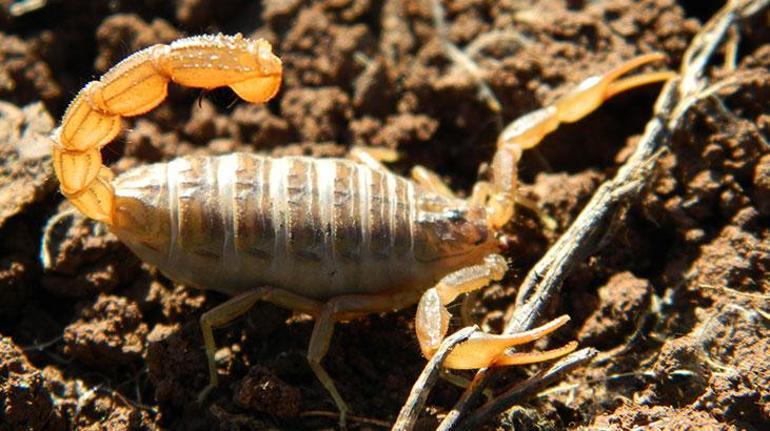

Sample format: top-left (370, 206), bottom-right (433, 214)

top-left (391, 326), bottom-right (477, 431)
top-left (429, 0), bottom-right (503, 124)
top-left (461, 347), bottom-right (598, 430)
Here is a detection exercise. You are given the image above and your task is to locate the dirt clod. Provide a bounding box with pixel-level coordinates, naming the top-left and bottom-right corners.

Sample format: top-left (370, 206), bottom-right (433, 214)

top-left (0, 34), bottom-right (60, 105)
top-left (63, 294), bottom-right (149, 366)
top-left (146, 322), bottom-right (207, 407)
top-left (0, 336), bottom-right (67, 431)
top-left (234, 365), bottom-right (302, 418)
top-left (280, 86), bottom-right (352, 142)
top-left (753, 153), bottom-right (770, 215)
top-left (0, 101), bottom-right (55, 229)
top-left (41, 212), bottom-right (141, 297)
top-left (577, 272), bottom-right (652, 349)
top-left (589, 404), bottom-right (733, 431)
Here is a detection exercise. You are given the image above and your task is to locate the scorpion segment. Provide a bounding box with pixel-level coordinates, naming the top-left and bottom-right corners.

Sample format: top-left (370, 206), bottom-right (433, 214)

top-left (152, 34), bottom-right (282, 103)
top-left (109, 163), bottom-right (172, 251)
top-left (482, 53), bottom-right (675, 229)
top-left (51, 34), bottom-right (282, 223)
top-left (415, 254), bottom-right (576, 368)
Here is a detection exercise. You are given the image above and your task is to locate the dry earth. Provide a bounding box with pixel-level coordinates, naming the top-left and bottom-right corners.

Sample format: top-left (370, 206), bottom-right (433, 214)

top-left (0, 0), bottom-right (768, 430)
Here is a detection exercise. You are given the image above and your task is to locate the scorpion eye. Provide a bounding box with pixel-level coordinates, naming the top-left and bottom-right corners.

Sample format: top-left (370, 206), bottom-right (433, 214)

top-left (446, 209), bottom-right (465, 222)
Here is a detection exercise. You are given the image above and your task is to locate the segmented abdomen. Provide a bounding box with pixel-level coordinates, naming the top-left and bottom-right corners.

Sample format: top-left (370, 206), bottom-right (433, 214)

top-left (114, 154), bottom-right (432, 298)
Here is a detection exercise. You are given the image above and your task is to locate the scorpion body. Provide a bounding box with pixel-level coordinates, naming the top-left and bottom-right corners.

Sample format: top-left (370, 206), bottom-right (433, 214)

top-left (51, 34), bottom-right (674, 425)
top-left (113, 153), bottom-right (494, 298)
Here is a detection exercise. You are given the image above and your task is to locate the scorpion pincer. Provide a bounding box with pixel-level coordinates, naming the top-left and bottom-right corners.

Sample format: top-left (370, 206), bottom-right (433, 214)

top-left (50, 33), bottom-right (673, 425)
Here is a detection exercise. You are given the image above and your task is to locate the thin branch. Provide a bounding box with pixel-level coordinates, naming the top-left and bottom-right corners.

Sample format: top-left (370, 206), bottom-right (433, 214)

top-left (429, 0), bottom-right (503, 121)
top-left (391, 326), bottom-right (477, 431)
top-left (503, 77), bottom-right (675, 330)
top-left (463, 30), bottom-right (531, 59)
top-left (724, 25), bottom-right (740, 71)
top-left (8, 0), bottom-right (47, 16)
top-left (433, 0), bottom-right (770, 429)
top-left (699, 284), bottom-right (770, 301)
top-left (669, 68), bottom-right (769, 130)
top-left (459, 348), bottom-right (598, 430)
top-left (300, 410), bottom-right (392, 428)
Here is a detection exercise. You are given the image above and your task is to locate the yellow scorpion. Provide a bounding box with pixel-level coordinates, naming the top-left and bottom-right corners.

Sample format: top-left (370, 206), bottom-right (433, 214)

top-left (51, 33), bottom-right (672, 424)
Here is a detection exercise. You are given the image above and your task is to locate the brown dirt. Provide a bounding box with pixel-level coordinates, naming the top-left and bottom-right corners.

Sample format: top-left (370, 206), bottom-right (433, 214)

top-left (1, 0), bottom-right (768, 430)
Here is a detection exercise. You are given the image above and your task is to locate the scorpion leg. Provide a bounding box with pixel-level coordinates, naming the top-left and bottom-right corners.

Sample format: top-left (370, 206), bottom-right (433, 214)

top-left (308, 290), bottom-right (421, 427)
top-left (470, 181), bottom-right (493, 206)
top-left (349, 147), bottom-right (456, 197)
top-left (198, 286), bottom-right (323, 401)
top-left (411, 165), bottom-right (456, 198)
top-left (415, 254), bottom-right (577, 368)
top-left (347, 146), bottom-right (398, 172)
top-left (486, 53), bottom-right (674, 228)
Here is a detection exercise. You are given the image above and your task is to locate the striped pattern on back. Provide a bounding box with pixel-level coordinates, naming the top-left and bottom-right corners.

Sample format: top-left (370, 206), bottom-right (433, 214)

top-left (161, 154), bottom-right (418, 295)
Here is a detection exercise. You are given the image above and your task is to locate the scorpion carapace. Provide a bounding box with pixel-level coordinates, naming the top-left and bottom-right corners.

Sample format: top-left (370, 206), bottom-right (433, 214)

top-left (51, 33), bottom-right (674, 425)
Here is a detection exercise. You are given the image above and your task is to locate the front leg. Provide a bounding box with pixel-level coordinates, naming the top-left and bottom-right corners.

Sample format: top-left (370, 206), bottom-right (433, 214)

top-left (416, 254), bottom-right (577, 369)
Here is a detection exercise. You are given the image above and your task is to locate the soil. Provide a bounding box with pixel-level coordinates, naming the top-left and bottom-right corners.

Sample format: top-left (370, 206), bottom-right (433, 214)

top-left (0, 0), bottom-right (768, 430)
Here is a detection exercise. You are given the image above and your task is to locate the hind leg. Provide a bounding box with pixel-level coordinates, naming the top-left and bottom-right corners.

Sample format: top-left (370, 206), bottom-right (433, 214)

top-left (198, 287), bottom-right (323, 401)
top-left (307, 290), bottom-right (420, 427)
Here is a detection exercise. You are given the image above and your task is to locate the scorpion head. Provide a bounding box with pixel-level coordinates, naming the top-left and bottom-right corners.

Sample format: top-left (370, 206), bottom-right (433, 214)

top-left (414, 203), bottom-right (497, 264)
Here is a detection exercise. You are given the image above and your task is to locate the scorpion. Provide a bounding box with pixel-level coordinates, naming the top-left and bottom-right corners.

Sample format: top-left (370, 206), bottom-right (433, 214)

top-left (51, 34), bottom-right (673, 425)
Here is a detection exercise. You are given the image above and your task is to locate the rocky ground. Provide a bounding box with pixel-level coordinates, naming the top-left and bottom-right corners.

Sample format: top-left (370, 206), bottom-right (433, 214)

top-left (0, 0), bottom-right (768, 430)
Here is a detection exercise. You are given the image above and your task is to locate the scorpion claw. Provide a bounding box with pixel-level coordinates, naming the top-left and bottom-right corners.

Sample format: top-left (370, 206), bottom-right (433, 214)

top-left (441, 315), bottom-right (574, 369)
